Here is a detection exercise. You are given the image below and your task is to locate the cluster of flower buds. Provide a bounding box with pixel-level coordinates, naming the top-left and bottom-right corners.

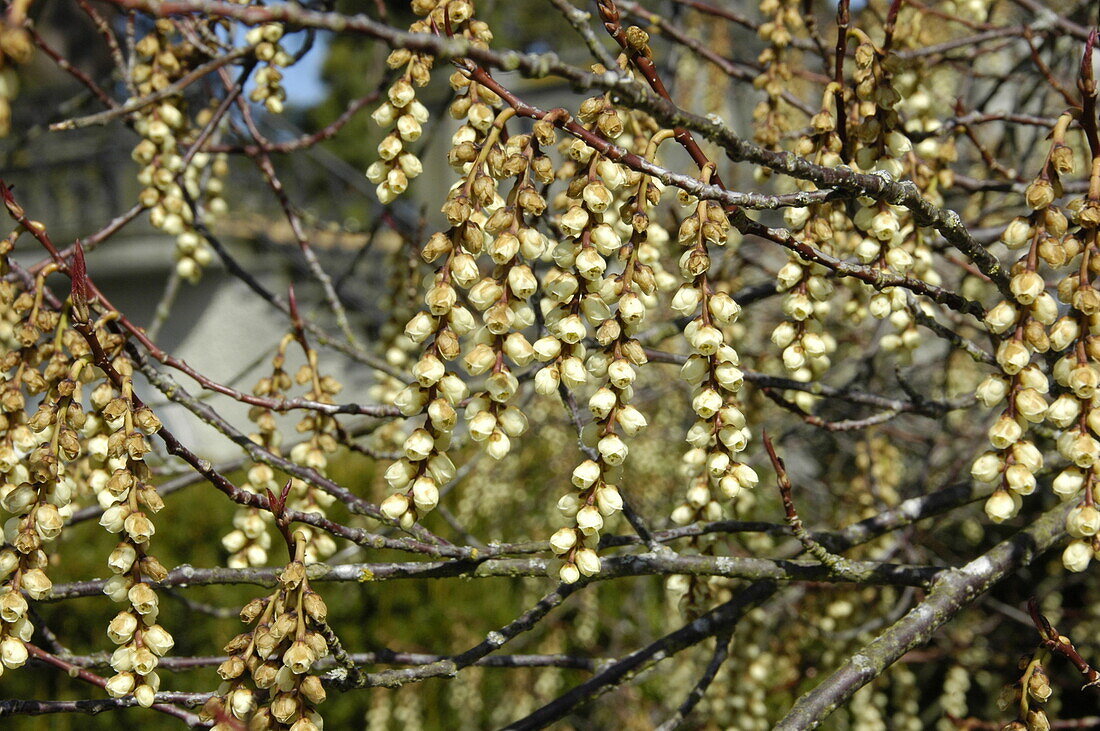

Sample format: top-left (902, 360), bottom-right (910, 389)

top-left (284, 347), bottom-right (341, 562)
top-left (203, 531), bottom-right (329, 729)
top-left (383, 233), bottom-right (474, 529)
top-left (772, 256), bottom-right (835, 377)
top-left (0, 266), bottom-right (87, 677)
top-left (245, 23), bottom-right (291, 114)
top-left (533, 91), bottom-right (627, 401)
top-left (892, 38), bottom-right (959, 204)
top-left (972, 130), bottom-right (1071, 530)
top-left (224, 335), bottom-right (290, 567)
top-left (366, 71), bottom-right (428, 203)
top-left (996, 653), bottom-right (1053, 731)
top-left (876, 47), bottom-right (955, 351)
top-left (849, 29), bottom-right (905, 176)
top-left (752, 0), bottom-right (804, 156)
top-left (367, 0), bottom-right (493, 202)
top-left (0, 215), bottom-right (175, 701)
top-left (93, 362), bottom-right (172, 707)
top-left (772, 91), bottom-right (845, 407)
top-left (381, 27), bottom-right (529, 528)
top-left (223, 462), bottom-right (276, 569)
top-left (671, 182), bottom-right (757, 526)
top-left (0, 16), bottom-right (31, 137)
top-left (843, 29), bottom-right (933, 360)
top-left (226, 331), bottom-right (342, 566)
top-left (130, 23), bottom-right (221, 282)
top-left (1040, 134), bottom-right (1100, 573)
top-left (547, 122), bottom-right (663, 584)
top-left (226, 353), bottom-right (303, 570)
top-left (459, 114), bottom-right (552, 461)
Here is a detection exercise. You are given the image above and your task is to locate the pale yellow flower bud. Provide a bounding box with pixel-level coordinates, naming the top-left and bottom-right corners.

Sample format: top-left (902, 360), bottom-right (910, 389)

top-left (534, 365), bottom-right (561, 395)
top-left (380, 493), bottom-right (410, 521)
top-left (559, 206), bottom-right (589, 236)
top-left (468, 410), bottom-right (497, 442)
top-left (595, 485), bottom-right (623, 515)
top-left (402, 428), bottom-right (434, 461)
top-left (107, 611), bottom-right (138, 644)
top-left (688, 325), bottom-right (723, 356)
top-left (984, 301), bottom-right (1018, 334)
top-left (1064, 431), bottom-right (1100, 468)
top-left (987, 415), bottom-right (1023, 449)
top-left (1012, 441), bottom-right (1043, 471)
top-left (607, 360), bottom-right (636, 388)
top-left (582, 182), bottom-right (612, 212)
top-left (771, 321), bottom-right (798, 349)
top-left (384, 459), bottom-right (417, 491)
top-left (576, 505), bottom-right (604, 534)
top-left (549, 528), bottom-right (577, 554)
top-left (995, 340), bottom-right (1030, 375)
top-left (283, 640), bottom-right (316, 674)
top-left (719, 426), bottom-right (749, 452)
top-left (731, 463), bottom-right (759, 490)
top-left (228, 687), bottom-right (255, 719)
top-left (590, 224), bottom-right (620, 255)
top-left (1031, 293), bottom-right (1058, 325)
top-left (870, 209), bottom-right (900, 242)
top-left (984, 490), bottom-right (1017, 523)
top-left (105, 671), bottom-right (136, 698)
top-left (855, 237), bottom-right (881, 263)
top-left (680, 355), bottom-right (709, 384)
top-left (486, 370), bottom-right (519, 402)
top-left (616, 405), bottom-right (648, 436)
top-left (438, 374), bottom-right (468, 404)
top-left (556, 314), bottom-right (588, 344)
top-left (1014, 388), bottom-right (1046, 423)
top-left (0, 636), bottom-right (27, 669)
top-left (692, 388), bottom-right (723, 419)
top-left (143, 624), bottom-right (174, 656)
top-left (1046, 394), bottom-right (1080, 428)
top-left (411, 476), bottom-right (439, 512)
top-left (670, 286), bottom-right (702, 316)
top-left (776, 262), bottom-right (804, 291)
top-left (559, 562), bottom-right (581, 584)
top-left (1010, 271), bottom-right (1045, 306)
top-left (597, 434), bottom-right (628, 466)
top-left (560, 357), bottom-right (588, 387)
top-left (970, 452), bottom-right (1003, 482)
top-left (1050, 317), bottom-right (1080, 351)
top-left (782, 344), bottom-right (806, 371)
top-left (1063, 539), bottom-right (1093, 572)
top-left (575, 248), bottom-right (606, 281)
top-left (1024, 179), bottom-right (1054, 209)
top-left (975, 376), bottom-right (1009, 407)
top-left (783, 292), bottom-right (814, 321)
top-left (1053, 468), bottom-right (1085, 499)
top-left (127, 582), bottom-right (158, 615)
top-left (123, 513), bottom-right (155, 543)
top-left (588, 388), bottom-right (617, 420)
top-left (404, 312), bottom-right (437, 344)
top-left (715, 363), bottom-right (744, 391)
top-left (1004, 464), bottom-right (1036, 495)
top-left (1069, 365), bottom-right (1099, 398)
top-left (1001, 217), bottom-right (1032, 248)
top-left (574, 548), bottom-right (601, 576)
top-left (1067, 504), bottom-right (1100, 537)
top-left (394, 385), bottom-right (428, 416)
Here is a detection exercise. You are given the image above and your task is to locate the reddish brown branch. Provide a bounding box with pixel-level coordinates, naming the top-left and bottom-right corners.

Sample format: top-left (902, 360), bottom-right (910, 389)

top-left (1028, 598), bottom-right (1100, 690)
